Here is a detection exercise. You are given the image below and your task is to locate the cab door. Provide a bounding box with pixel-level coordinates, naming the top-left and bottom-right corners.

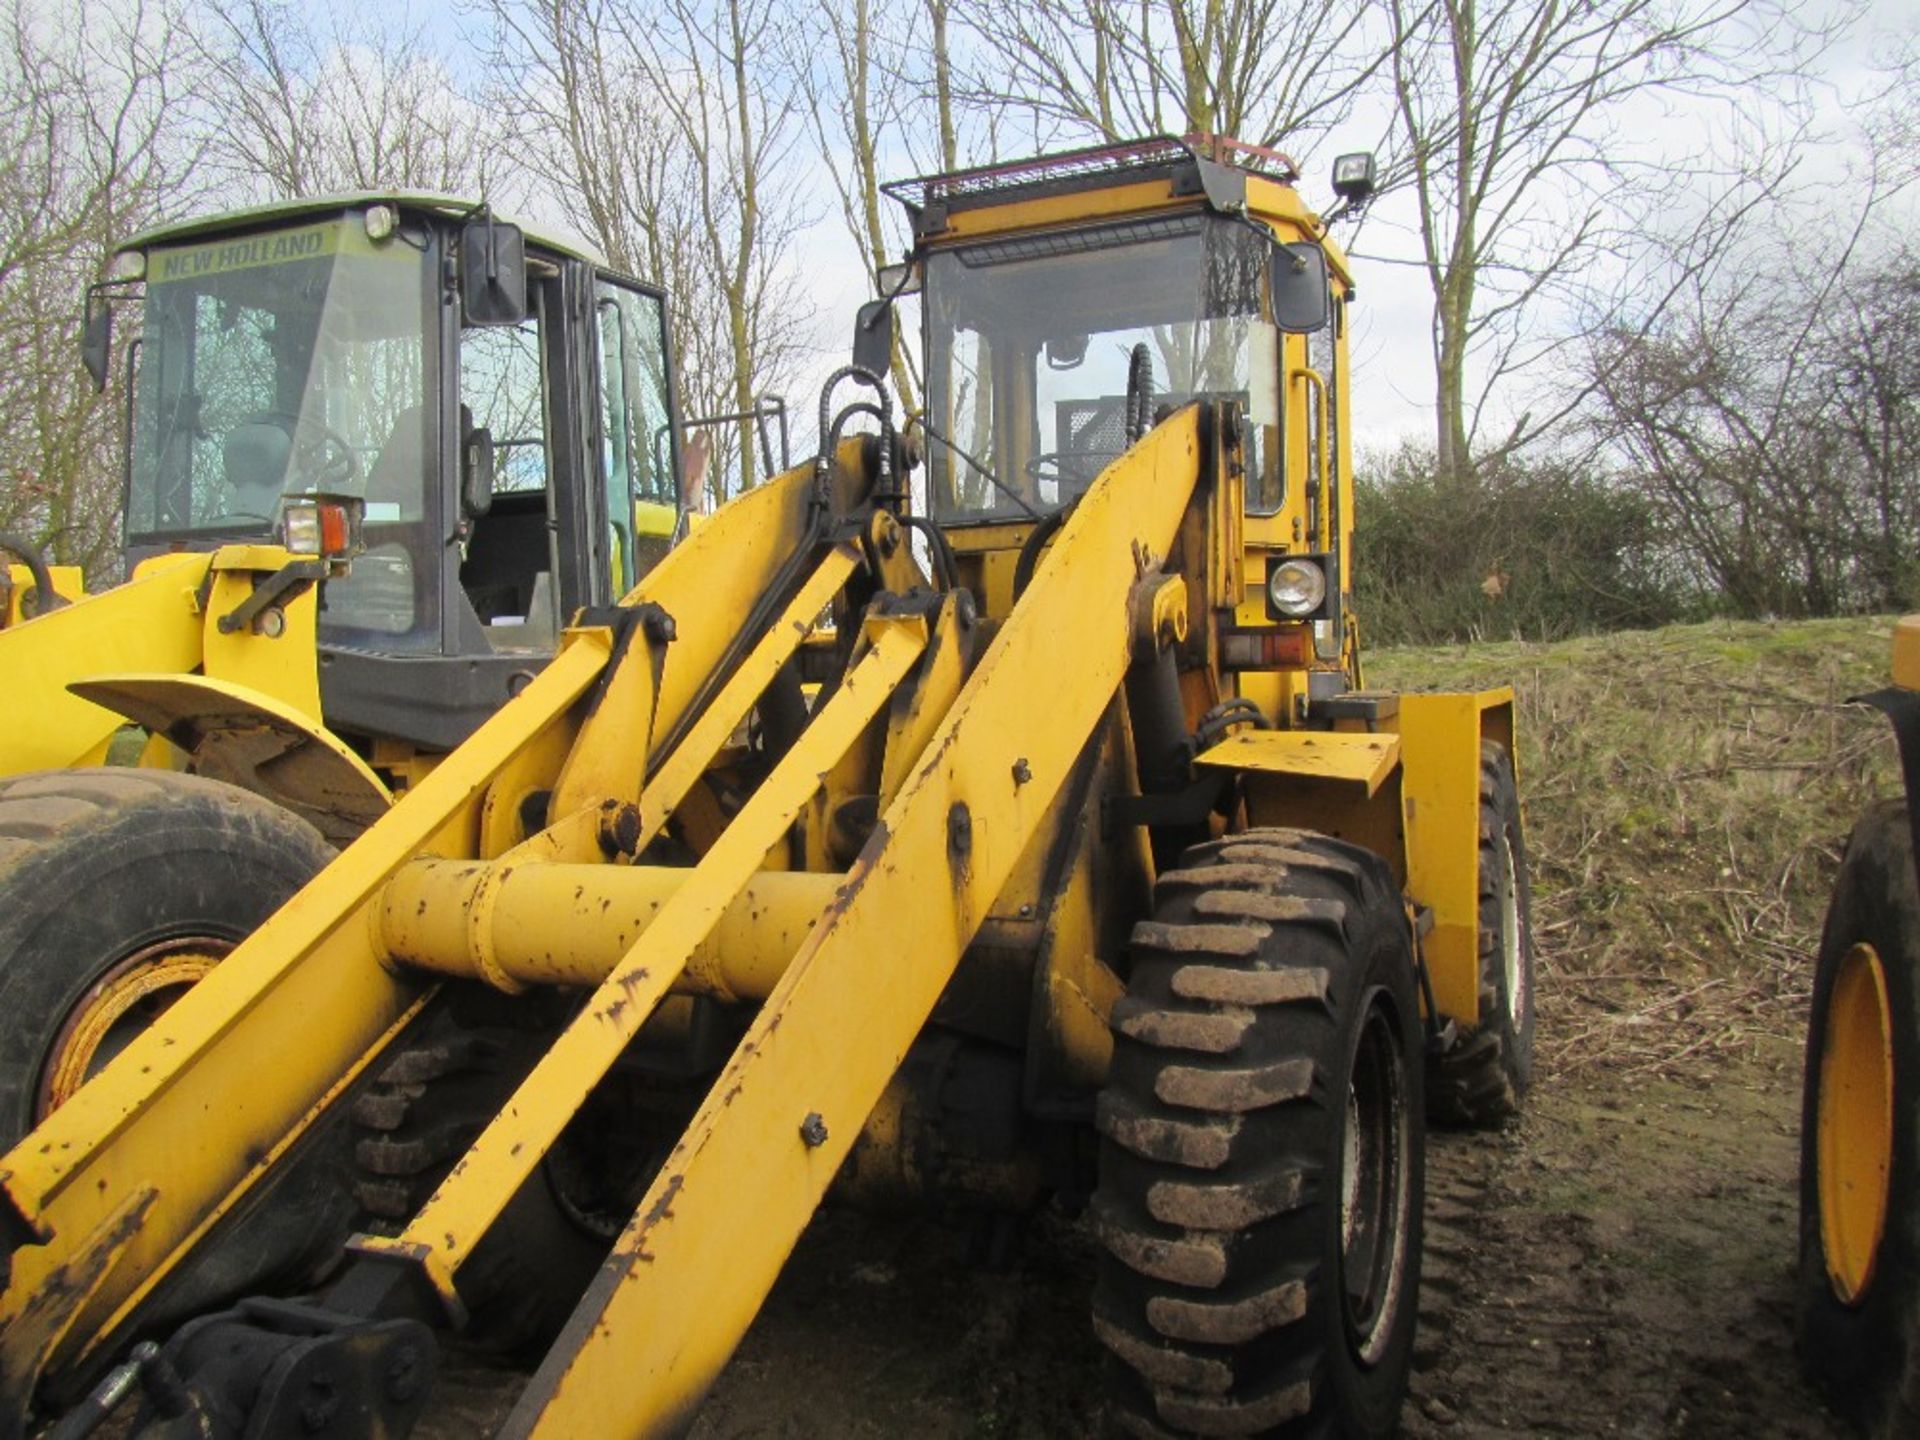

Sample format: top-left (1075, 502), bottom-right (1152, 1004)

top-left (590, 272), bottom-right (682, 595)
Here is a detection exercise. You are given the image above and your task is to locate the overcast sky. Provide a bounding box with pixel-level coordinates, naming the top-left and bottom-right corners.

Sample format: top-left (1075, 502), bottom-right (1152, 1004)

top-left (385, 0), bottom-right (1913, 461)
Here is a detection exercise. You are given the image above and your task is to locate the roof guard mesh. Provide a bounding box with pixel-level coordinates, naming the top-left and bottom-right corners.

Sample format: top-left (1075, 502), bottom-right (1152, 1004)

top-left (882, 133), bottom-right (1299, 209)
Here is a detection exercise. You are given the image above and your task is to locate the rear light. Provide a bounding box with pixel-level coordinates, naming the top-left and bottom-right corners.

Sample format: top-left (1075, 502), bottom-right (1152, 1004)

top-left (1221, 625), bottom-right (1310, 670)
top-left (280, 494), bottom-right (365, 565)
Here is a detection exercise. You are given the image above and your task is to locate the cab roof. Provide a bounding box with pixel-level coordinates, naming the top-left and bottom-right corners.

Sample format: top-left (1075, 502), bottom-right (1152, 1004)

top-left (884, 133), bottom-right (1351, 286)
top-left (115, 192), bottom-right (608, 267)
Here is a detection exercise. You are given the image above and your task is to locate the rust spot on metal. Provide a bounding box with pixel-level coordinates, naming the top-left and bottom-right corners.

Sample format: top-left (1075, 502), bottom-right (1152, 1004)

top-left (639, 1174), bottom-right (683, 1228)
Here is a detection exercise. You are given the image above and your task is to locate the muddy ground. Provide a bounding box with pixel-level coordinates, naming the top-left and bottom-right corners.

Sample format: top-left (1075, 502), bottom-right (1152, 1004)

top-left (428, 1024), bottom-right (1844, 1438)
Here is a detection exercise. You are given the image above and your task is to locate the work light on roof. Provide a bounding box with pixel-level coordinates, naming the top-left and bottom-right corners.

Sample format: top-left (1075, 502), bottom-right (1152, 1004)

top-left (1331, 153), bottom-right (1377, 205)
top-left (363, 204), bottom-right (398, 242)
top-left (106, 251), bottom-right (145, 283)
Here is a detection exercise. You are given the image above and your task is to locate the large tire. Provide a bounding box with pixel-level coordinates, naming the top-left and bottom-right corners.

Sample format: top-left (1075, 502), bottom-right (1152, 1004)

top-left (0, 768), bottom-right (332, 1146)
top-left (1091, 828), bottom-right (1425, 1439)
top-left (1427, 741), bottom-right (1535, 1127)
top-left (1798, 799), bottom-right (1920, 1437)
top-left (350, 986), bottom-right (609, 1355)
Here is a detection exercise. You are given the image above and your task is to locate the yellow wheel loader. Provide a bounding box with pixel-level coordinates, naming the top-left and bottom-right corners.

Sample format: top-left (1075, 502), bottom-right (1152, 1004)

top-left (1799, 615), bottom-right (1920, 1437)
top-left (0, 196), bottom-right (684, 1146)
top-left (0, 136), bottom-right (1533, 1440)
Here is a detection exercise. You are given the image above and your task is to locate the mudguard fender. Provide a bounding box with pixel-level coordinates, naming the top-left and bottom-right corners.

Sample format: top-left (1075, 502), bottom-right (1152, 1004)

top-left (68, 674), bottom-right (392, 843)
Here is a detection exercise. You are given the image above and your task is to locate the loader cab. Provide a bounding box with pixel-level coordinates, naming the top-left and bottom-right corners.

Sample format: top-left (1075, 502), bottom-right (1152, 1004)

top-left (107, 196), bottom-right (683, 751)
top-left (887, 137), bottom-right (1358, 706)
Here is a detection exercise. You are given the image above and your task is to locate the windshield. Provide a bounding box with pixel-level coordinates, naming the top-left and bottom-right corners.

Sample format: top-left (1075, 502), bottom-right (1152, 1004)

top-left (923, 213), bottom-right (1283, 521)
top-left (126, 216), bottom-right (431, 541)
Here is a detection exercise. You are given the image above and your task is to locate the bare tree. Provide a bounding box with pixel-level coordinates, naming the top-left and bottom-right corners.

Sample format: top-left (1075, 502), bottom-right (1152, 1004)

top-left (803, 0), bottom-right (938, 405)
top-left (949, 0), bottom-right (1381, 153)
top-left (1381, 0), bottom-right (1828, 485)
top-left (486, 0), bottom-right (815, 503)
top-left (1584, 178), bottom-right (1918, 616)
top-left (196, 1), bottom-right (499, 200)
top-left (0, 0), bottom-right (199, 574)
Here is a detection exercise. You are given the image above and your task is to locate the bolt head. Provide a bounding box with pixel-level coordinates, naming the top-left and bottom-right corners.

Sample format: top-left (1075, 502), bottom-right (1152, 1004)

top-left (799, 1112), bottom-right (829, 1147)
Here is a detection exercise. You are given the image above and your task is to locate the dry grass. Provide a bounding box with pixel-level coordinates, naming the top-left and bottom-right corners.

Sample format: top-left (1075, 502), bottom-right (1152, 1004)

top-left (1368, 615), bottom-right (1903, 1082)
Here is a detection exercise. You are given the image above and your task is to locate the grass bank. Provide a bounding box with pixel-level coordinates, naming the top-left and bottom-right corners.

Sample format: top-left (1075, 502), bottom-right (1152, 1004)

top-left (1368, 616), bottom-right (1903, 1080)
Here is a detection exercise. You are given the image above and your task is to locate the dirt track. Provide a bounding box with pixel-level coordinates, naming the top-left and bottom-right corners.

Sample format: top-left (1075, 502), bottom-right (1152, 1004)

top-left (425, 1032), bottom-right (1847, 1437)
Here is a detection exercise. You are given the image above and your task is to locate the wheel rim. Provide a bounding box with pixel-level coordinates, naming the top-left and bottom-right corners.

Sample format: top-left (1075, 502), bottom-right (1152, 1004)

top-left (36, 936), bottom-right (230, 1119)
top-left (1341, 991), bottom-right (1414, 1366)
top-left (1499, 833), bottom-right (1527, 1024)
top-left (1817, 941), bottom-right (1894, 1304)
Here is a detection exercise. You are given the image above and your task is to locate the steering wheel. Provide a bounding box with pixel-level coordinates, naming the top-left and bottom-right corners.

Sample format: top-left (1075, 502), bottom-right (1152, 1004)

top-left (253, 409), bottom-right (362, 490)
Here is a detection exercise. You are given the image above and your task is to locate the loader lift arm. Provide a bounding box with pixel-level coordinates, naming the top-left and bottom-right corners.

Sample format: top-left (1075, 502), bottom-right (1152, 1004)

top-left (0, 401), bottom-right (1223, 1437)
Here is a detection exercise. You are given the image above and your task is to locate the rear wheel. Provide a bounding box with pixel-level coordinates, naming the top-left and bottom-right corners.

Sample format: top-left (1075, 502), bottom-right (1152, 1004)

top-left (1798, 800), bottom-right (1920, 1437)
top-left (1428, 741), bottom-right (1535, 1127)
top-left (1092, 828), bottom-right (1424, 1439)
top-left (0, 768), bottom-right (333, 1146)
top-left (350, 987), bottom-right (610, 1355)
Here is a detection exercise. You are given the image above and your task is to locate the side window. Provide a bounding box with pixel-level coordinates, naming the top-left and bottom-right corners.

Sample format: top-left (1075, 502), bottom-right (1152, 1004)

top-left (455, 310), bottom-right (554, 642)
top-left (459, 317), bottom-right (547, 495)
top-left (595, 277), bottom-right (677, 592)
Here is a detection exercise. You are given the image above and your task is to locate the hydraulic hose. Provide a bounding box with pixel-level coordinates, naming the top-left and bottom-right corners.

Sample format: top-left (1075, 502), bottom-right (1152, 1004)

top-left (0, 532), bottom-right (67, 616)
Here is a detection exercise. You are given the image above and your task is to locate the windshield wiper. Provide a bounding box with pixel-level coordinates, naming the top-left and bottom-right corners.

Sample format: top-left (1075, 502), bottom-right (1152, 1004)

top-left (906, 414), bottom-right (1042, 520)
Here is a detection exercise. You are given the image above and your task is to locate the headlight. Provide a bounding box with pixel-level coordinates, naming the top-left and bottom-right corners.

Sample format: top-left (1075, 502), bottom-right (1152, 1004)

top-left (106, 250), bottom-right (146, 282)
top-left (280, 495), bottom-right (365, 563)
top-left (363, 204), bottom-right (398, 242)
top-left (1267, 558), bottom-right (1327, 617)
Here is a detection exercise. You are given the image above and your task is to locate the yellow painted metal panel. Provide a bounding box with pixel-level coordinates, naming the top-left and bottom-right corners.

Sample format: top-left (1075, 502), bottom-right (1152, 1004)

top-left (936, 179), bottom-right (1185, 238)
top-left (1392, 689), bottom-right (1513, 1024)
top-left (1893, 615), bottom-right (1920, 691)
top-left (0, 556), bottom-right (215, 773)
top-left (505, 408), bottom-right (1206, 1440)
top-left (634, 543), bottom-right (861, 849)
top-left (1195, 728), bottom-right (1401, 795)
top-left (197, 565), bottom-right (323, 718)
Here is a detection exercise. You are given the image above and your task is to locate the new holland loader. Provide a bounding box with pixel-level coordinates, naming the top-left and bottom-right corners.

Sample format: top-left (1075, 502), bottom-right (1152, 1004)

top-left (0, 195), bottom-right (684, 1147)
top-left (1799, 616), bottom-right (1920, 1437)
top-left (0, 136), bottom-right (1535, 1440)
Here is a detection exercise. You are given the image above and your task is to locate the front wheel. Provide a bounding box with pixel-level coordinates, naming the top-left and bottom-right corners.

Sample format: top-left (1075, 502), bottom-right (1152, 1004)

top-left (1092, 828), bottom-right (1424, 1439)
top-left (1428, 741), bottom-right (1536, 1127)
top-left (1797, 799), bottom-right (1920, 1437)
top-left (0, 769), bottom-right (333, 1146)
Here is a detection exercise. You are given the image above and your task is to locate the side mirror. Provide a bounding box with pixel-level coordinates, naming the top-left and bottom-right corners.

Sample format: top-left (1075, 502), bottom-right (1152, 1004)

top-left (1045, 333), bottom-right (1089, 369)
top-left (460, 219), bottom-right (529, 326)
top-left (462, 425), bottom-right (496, 518)
top-left (81, 295), bottom-right (112, 392)
top-left (852, 300), bottom-right (894, 378)
top-left (1273, 243), bottom-right (1331, 335)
